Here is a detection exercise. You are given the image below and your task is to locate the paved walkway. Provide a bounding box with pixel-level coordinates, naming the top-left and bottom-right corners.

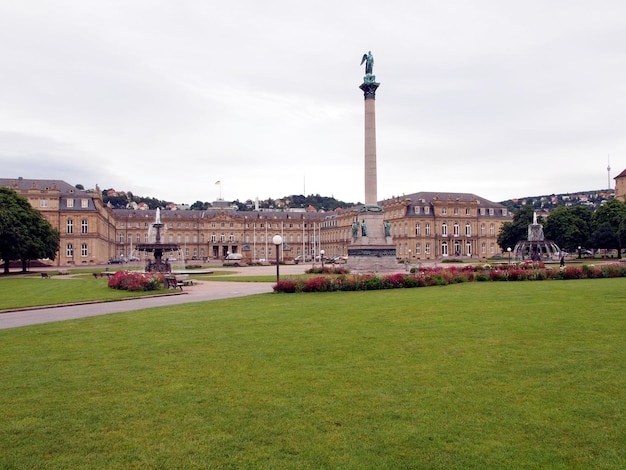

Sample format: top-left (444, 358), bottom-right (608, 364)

top-left (0, 264), bottom-right (309, 330)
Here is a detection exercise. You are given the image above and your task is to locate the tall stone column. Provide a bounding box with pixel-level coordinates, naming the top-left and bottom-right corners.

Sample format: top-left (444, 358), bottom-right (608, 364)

top-left (347, 52), bottom-right (397, 273)
top-left (360, 81), bottom-right (379, 206)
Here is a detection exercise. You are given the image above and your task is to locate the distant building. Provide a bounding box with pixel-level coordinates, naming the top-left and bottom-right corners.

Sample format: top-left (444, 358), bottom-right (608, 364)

top-left (614, 169), bottom-right (626, 202)
top-left (2, 177), bottom-right (511, 265)
top-left (0, 177), bottom-right (116, 265)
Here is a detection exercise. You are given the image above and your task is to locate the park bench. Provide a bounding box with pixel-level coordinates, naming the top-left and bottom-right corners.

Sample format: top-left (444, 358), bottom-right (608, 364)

top-left (164, 275), bottom-right (184, 291)
top-left (41, 272), bottom-right (51, 279)
top-left (92, 272), bottom-right (111, 278)
top-left (174, 273), bottom-right (193, 286)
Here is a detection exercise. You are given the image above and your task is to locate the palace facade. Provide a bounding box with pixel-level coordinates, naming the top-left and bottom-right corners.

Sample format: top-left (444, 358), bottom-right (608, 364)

top-left (2, 178), bottom-right (511, 266)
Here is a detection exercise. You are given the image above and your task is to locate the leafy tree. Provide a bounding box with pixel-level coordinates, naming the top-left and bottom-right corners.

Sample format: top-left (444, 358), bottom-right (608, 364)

top-left (497, 205), bottom-right (535, 251)
top-left (544, 206), bottom-right (593, 252)
top-left (0, 188), bottom-right (60, 273)
top-left (591, 198), bottom-right (626, 258)
top-left (190, 201), bottom-right (209, 211)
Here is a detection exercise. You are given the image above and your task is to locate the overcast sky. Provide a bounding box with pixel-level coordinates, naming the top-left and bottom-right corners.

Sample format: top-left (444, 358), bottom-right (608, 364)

top-left (1, 1), bottom-right (625, 205)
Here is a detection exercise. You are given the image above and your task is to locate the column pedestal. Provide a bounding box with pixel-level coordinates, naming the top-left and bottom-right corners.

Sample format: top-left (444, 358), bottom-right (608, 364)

top-left (347, 208), bottom-right (397, 273)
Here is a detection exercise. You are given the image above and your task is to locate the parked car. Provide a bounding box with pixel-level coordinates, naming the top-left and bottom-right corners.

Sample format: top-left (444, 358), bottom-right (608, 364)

top-left (294, 255), bottom-right (312, 263)
top-left (127, 256), bottom-right (140, 262)
top-left (107, 258), bottom-right (124, 264)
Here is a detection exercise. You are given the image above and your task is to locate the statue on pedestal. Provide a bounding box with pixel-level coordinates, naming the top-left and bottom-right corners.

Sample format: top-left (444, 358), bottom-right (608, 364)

top-left (384, 220), bottom-right (391, 237)
top-left (360, 51), bottom-right (374, 75)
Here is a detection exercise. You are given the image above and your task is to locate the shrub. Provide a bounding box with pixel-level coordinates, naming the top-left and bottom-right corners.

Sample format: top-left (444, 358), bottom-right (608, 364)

top-left (108, 271), bottom-right (162, 291)
top-left (305, 266), bottom-right (349, 275)
top-left (303, 276), bottom-right (333, 292)
top-left (562, 266), bottom-right (584, 279)
top-left (272, 263), bottom-right (626, 293)
top-left (274, 279), bottom-right (298, 293)
top-left (508, 269), bottom-right (529, 281)
top-left (489, 270), bottom-right (509, 281)
top-left (601, 264), bottom-right (626, 278)
top-left (364, 276), bottom-right (385, 290)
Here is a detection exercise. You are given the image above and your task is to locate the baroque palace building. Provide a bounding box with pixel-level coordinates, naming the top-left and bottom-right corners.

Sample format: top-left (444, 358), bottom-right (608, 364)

top-left (2, 178), bottom-right (511, 266)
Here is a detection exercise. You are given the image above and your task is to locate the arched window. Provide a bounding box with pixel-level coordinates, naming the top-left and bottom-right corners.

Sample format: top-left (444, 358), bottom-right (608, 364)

top-left (441, 241), bottom-right (449, 256)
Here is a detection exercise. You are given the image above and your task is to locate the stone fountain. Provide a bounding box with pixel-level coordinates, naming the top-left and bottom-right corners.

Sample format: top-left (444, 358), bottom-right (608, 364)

top-left (136, 208), bottom-right (180, 273)
top-left (512, 212), bottom-right (561, 261)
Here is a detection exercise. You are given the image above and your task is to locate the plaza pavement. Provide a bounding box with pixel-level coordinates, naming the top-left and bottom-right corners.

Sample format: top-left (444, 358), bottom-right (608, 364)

top-left (0, 264), bottom-right (310, 330)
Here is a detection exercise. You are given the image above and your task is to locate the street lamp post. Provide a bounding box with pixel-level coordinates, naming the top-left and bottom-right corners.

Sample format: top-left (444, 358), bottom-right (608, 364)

top-left (272, 235), bottom-right (283, 283)
top-left (578, 246), bottom-right (581, 259)
top-left (507, 247), bottom-right (512, 264)
top-left (320, 249), bottom-right (325, 269)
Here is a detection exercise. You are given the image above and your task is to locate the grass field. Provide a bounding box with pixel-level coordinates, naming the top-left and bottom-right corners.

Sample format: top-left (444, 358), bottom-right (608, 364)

top-left (1, 279), bottom-right (625, 468)
top-left (0, 276), bottom-right (169, 310)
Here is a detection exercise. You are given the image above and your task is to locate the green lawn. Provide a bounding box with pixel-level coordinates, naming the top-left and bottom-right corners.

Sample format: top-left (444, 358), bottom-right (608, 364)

top-left (0, 276), bottom-right (171, 310)
top-left (1, 279), bottom-right (625, 468)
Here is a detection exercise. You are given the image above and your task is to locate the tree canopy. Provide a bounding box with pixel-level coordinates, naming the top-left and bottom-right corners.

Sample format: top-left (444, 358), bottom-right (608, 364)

top-left (497, 205), bottom-right (535, 251)
top-left (543, 206), bottom-right (593, 252)
top-left (591, 199), bottom-right (626, 258)
top-left (0, 188), bottom-right (60, 273)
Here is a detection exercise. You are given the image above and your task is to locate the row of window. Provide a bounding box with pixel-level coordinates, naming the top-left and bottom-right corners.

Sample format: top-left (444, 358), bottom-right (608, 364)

top-left (65, 199), bottom-right (90, 208)
top-left (409, 241), bottom-right (497, 256)
top-left (414, 222), bottom-right (496, 237)
top-left (39, 199), bottom-right (89, 209)
top-left (119, 233), bottom-right (305, 245)
top-left (412, 206), bottom-right (506, 216)
top-left (66, 243), bottom-right (88, 257)
top-left (66, 219), bottom-right (89, 234)
top-left (118, 220), bottom-right (316, 230)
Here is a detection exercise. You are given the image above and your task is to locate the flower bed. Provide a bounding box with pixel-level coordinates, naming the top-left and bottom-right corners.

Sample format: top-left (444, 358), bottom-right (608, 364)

top-left (273, 263), bottom-right (626, 293)
top-left (107, 271), bottom-right (163, 291)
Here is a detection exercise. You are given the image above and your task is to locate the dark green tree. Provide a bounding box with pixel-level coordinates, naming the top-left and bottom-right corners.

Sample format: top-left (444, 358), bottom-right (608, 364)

top-left (190, 201), bottom-right (209, 211)
top-left (591, 198), bottom-right (626, 258)
top-left (0, 188), bottom-right (60, 273)
top-left (544, 206), bottom-right (593, 252)
top-left (497, 205), bottom-right (535, 252)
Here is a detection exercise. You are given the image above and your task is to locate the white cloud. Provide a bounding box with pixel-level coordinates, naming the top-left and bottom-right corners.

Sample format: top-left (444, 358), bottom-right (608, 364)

top-left (1, 0), bottom-right (625, 205)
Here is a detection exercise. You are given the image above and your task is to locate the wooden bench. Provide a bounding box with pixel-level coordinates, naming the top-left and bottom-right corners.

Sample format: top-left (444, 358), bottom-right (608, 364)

top-left (164, 275), bottom-right (183, 290)
top-left (41, 272), bottom-right (51, 279)
top-left (92, 272), bottom-right (111, 278)
top-left (174, 274), bottom-right (193, 286)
